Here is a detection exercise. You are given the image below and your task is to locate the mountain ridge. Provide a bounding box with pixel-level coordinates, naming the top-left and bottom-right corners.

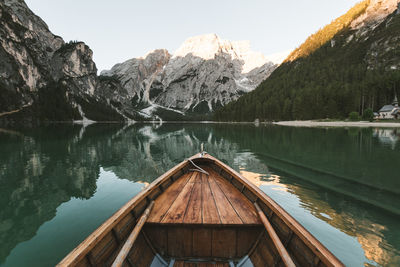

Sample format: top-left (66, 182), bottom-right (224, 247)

top-left (99, 33), bottom-right (277, 119)
top-left (0, 0), bottom-right (129, 125)
top-left (0, 0), bottom-right (277, 124)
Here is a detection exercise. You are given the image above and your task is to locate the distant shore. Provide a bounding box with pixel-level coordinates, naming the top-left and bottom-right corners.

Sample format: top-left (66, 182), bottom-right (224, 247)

top-left (274, 120), bottom-right (400, 128)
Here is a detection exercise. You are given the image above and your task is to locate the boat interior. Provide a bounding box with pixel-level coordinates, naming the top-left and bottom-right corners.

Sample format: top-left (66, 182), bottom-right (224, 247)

top-left (59, 155), bottom-right (339, 267)
top-left (144, 166), bottom-right (263, 266)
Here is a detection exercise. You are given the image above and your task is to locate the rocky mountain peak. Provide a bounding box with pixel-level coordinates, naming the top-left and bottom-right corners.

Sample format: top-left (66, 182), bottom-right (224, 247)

top-left (173, 33), bottom-right (226, 59)
top-left (351, 0), bottom-right (399, 29)
top-left (173, 33), bottom-right (268, 73)
top-left (99, 34), bottom-right (277, 119)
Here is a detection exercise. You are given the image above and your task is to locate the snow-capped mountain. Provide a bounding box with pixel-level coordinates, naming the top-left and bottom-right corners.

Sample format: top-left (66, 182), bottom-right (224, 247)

top-left (0, 1), bottom-right (277, 123)
top-left (100, 34), bottom-right (277, 119)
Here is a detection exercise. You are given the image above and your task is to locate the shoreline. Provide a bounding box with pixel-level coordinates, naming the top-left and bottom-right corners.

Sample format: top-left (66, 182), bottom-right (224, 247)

top-left (2, 119), bottom-right (400, 128)
top-left (273, 120), bottom-right (400, 128)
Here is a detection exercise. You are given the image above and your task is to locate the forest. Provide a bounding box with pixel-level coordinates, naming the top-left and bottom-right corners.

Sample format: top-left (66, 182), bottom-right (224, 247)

top-left (215, 1), bottom-right (400, 121)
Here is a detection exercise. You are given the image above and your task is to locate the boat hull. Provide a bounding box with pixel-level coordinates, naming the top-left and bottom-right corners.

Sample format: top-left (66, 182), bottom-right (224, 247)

top-left (57, 153), bottom-right (344, 267)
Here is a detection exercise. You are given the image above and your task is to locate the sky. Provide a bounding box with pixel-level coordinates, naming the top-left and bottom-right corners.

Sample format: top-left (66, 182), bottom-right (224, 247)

top-left (25, 0), bottom-right (360, 72)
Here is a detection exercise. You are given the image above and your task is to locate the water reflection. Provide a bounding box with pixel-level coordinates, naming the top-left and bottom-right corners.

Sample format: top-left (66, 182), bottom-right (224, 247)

top-left (0, 124), bottom-right (399, 266)
top-left (373, 128), bottom-right (400, 150)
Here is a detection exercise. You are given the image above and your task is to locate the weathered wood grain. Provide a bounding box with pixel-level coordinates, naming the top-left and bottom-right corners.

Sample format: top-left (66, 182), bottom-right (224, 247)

top-left (202, 173), bottom-right (221, 224)
top-left (208, 174), bottom-right (242, 224)
top-left (212, 228), bottom-right (236, 258)
top-left (193, 228), bottom-right (212, 257)
top-left (161, 180), bottom-right (195, 223)
top-left (183, 179), bottom-right (203, 224)
top-left (209, 168), bottom-right (260, 225)
top-left (148, 172), bottom-right (193, 223)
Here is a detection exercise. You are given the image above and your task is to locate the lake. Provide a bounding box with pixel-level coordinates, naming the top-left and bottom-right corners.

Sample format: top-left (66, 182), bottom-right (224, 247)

top-left (0, 123), bottom-right (399, 266)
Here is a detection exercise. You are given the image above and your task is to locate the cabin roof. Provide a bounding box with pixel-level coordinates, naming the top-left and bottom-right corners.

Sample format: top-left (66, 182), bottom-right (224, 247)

top-left (379, 105), bottom-right (395, 112)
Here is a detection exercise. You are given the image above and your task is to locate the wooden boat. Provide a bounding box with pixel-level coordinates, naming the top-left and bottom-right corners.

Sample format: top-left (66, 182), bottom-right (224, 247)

top-left (57, 152), bottom-right (344, 267)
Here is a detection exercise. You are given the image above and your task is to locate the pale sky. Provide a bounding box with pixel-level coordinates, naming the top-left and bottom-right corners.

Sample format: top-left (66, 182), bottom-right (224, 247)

top-left (25, 0), bottom-right (360, 72)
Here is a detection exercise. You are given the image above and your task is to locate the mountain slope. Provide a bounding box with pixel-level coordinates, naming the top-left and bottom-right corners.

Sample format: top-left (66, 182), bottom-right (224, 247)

top-left (215, 0), bottom-right (400, 121)
top-left (0, 0), bottom-right (126, 125)
top-left (100, 34), bottom-right (277, 120)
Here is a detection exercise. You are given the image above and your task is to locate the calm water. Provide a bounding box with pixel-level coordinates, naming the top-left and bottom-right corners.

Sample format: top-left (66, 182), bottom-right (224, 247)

top-left (0, 123), bottom-right (399, 266)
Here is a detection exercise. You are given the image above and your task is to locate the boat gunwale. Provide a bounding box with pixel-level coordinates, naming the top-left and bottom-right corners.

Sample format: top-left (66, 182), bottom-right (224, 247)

top-left (202, 153), bottom-right (344, 267)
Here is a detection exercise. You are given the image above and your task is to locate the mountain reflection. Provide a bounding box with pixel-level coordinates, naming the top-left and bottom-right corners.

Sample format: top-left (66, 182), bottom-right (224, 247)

top-left (0, 123), bottom-right (399, 266)
top-left (0, 125), bottom-right (98, 262)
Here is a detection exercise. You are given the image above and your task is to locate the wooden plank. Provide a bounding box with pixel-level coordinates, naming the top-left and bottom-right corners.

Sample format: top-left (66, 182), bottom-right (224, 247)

top-left (182, 228), bottom-right (193, 257)
top-left (193, 228), bottom-right (212, 257)
top-left (202, 173), bottom-right (221, 224)
top-left (208, 173), bottom-right (243, 225)
top-left (188, 171), bottom-right (199, 183)
top-left (197, 263), bottom-right (215, 267)
top-left (148, 172), bottom-right (193, 223)
top-left (126, 233), bottom-right (154, 267)
top-left (237, 227), bottom-right (263, 257)
top-left (254, 202), bottom-right (295, 267)
top-left (288, 234), bottom-right (316, 266)
top-left (269, 212), bottom-right (292, 241)
top-left (183, 180), bottom-right (203, 224)
top-left (111, 201), bottom-right (154, 267)
top-left (75, 257), bottom-right (90, 267)
top-left (258, 233), bottom-right (277, 266)
top-left (210, 168), bottom-right (260, 225)
top-left (132, 199), bottom-right (147, 218)
top-left (143, 225), bottom-right (168, 256)
top-left (114, 213), bottom-right (135, 240)
top-left (90, 232), bottom-right (118, 265)
top-left (161, 179), bottom-right (195, 223)
top-left (212, 228), bottom-right (236, 258)
top-left (167, 226), bottom-right (192, 258)
top-left (173, 261), bottom-right (184, 267)
top-left (140, 244), bottom-right (155, 267)
top-left (250, 245), bottom-right (266, 267)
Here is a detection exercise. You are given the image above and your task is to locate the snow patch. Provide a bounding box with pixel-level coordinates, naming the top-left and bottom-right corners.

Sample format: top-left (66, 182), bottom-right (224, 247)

top-left (74, 105), bottom-right (95, 125)
top-left (173, 33), bottom-right (271, 73)
top-left (207, 101), bottom-right (213, 112)
top-left (234, 78), bottom-right (254, 92)
top-left (109, 103), bottom-right (133, 121)
top-left (141, 103), bottom-right (185, 117)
